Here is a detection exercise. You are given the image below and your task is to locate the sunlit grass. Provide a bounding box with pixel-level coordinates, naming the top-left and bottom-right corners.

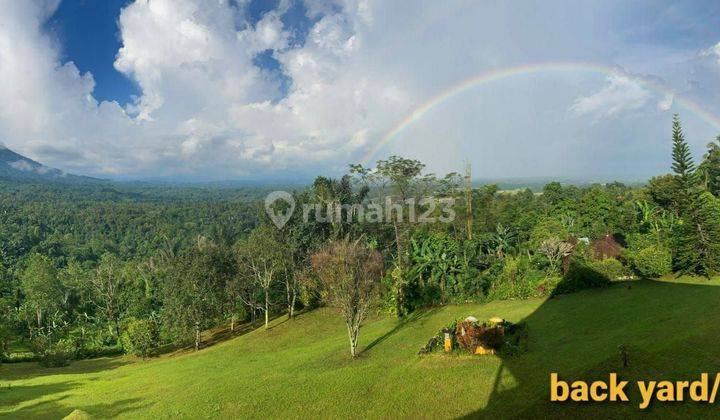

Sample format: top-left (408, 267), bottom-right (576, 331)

top-left (1, 277), bottom-right (719, 418)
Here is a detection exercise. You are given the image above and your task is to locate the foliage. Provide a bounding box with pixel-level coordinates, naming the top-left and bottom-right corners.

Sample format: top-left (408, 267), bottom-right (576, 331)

top-left (121, 317), bottom-right (160, 358)
top-left (311, 239), bottom-right (383, 358)
top-left (588, 258), bottom-right (627, 281)
top-left (162, 243), bottom-right (234, 350)
top-left (537, 237), bottom-right (573, 274)
top-left (630, 246), bottom-right (672, 279)
top-left (672, 192), bottom-right (720, 276)
top-left (31, 334), bottom-right (75, 368)
top-left (671, 114), bottom-right (699, 212)
top-left (699, 136), bottom-right (720, 197)
top-left (1, 115), bottom-right (720, 362)
top-left (552, 258), bottom-right (611, 296)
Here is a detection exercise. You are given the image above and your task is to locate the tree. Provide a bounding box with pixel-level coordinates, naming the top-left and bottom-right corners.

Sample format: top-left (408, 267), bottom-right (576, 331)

top-left (699, 136), bottom-right (720, 197)
top-left (668, 116), bottom-right (720, 276)
top-left (673, 192), bottom-right (720, 276)
top-left (538, 238), bottom-right (573, 274)
top-left (351, 156), bottom-right (438, 316)
top-left (0, 262), bottom-right (14, 356)
top-left (671, 114), bottom-right (699, 212)
top-left (235, 226), bottom-right (287, 329)
top-left (311, 239), bottom-right (383, 358)
top-left (163, 241), bottom-right (232, 350)
top-left (20, 254), bottom-right (63, 330)
top-left (648, 174), bottom-right (681, 215)
top-left (91, 253), bottom-right (125, 340)
top-left (282, 265), bottom-right (299, 320)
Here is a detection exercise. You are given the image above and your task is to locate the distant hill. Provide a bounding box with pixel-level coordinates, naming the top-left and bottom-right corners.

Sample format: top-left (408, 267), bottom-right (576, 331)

top-left (0, 146), bottom-right (99, 183)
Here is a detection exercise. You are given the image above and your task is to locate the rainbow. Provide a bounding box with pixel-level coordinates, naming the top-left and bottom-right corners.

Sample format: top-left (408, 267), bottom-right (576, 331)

top-left (362, 62), bottom-right (720, 164)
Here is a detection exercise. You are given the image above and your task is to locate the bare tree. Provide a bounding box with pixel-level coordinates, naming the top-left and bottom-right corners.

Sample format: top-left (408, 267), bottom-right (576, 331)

top-left (538, 237), bottom-right (574, 274)
top-left (311, 239), bottom-right (383, 358)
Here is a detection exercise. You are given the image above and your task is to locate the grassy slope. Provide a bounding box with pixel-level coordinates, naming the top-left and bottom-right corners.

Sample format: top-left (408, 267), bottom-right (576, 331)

top-left (2, 277), bottom-right (720, 419)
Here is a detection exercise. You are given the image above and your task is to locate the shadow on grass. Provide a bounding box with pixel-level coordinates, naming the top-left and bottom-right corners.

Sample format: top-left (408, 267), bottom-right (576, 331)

top-left (153, 313), bottom-right (292, 355)
top-left (1, 357), bottom-right (131, 381)
top-left (0, 377), bottom-right (150, 418)
top-left (361, 307), bottom-right (440, 356)
top-left (457, 278), bottom-right (720, 418)
top-left (9, 396), bottom-right (148, 419)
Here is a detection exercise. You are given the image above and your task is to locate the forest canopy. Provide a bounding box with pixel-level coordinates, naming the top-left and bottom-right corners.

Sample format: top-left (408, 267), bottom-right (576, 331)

top-left (1, 115), bottom-right (719, 362)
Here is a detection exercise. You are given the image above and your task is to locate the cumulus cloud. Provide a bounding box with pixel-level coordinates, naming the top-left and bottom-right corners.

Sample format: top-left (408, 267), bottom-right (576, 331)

top-left (571, 73), bottom-right (654, 119)
top-left (0, 0), bottom-right (412, 178)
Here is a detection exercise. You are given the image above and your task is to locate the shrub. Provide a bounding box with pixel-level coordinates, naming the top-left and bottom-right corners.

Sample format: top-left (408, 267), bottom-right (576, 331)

top-left (498, 322), bottom-right (529, 357)
top-left (487, 262), bottom-right (550, 300)
top-left (589, 258), bottom-right (627, 281)
top-left (121, 318), bottom-right (160, 358)
top-left (552, 258), bottom-right (610, 296)
top-left (76, 345), bottom-right (123, 360)
top-left (35, 339), bottom-right (75, 368)
top-left (625, 233), bottom-right (658, 252)
top-left (631, 246), bottom-right (672, 278)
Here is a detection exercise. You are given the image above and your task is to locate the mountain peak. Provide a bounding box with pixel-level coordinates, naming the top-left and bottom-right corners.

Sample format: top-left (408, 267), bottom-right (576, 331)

top-left (0, 146), bottom-right (97, 183)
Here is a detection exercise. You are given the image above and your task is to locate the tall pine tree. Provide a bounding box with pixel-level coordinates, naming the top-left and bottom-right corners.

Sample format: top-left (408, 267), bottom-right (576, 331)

top-left (671, 114), bottom-right (698, 212)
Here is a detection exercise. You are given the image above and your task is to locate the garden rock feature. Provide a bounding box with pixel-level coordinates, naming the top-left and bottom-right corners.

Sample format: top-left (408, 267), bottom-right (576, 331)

top-left (419, 316), bottom-right (528, 356)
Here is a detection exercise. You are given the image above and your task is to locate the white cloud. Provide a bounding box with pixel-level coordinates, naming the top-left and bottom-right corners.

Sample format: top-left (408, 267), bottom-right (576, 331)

top-left (0, 0), bottom-right (412, 178)
top-left (657, 93), bottom-right (674, 112)
top-left (0, 0), bottom-right (719, 180)
top-left (700, 41), bottom-right (720, 65)
top-left (571, 73), bottom-right (653, 119)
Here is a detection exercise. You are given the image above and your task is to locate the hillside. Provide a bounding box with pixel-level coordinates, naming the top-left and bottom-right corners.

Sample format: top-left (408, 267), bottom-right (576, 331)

top-left (2, 277), bottom-right (720, 419)
top-left (0, 146), bottom-right (98, 183)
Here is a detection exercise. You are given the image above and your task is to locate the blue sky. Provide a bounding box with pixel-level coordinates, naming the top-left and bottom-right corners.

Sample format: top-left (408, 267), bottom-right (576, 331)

top-left (46, 0), bottom-right (317, 105)
top-left (1, 0), bottom-right (720, 180)
top-left (47, 0), bottom-right (137, 104)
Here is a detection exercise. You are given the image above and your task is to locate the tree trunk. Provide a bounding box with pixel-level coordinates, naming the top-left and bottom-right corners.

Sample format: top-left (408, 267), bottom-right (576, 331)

top-left (36, 308), bottom-right (42, 328)
top-left (286, 279), bottom-right (293, 319)
top-left (264, 290), bottom-right (270, 329)
top-left (230, 315), bottom-right (235, 332)
top-left (290, 291), bottom-right (296, 319)
top-left (347, 323), bottom-right (359, 358)
top-left (114, 318), bottom-right (121, 341)
top-left (195, 322), bottom-right (201, 351)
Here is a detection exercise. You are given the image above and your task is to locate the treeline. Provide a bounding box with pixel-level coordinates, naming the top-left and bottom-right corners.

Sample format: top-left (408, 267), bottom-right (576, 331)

top-left (1, 114), bottom-right (719, 362)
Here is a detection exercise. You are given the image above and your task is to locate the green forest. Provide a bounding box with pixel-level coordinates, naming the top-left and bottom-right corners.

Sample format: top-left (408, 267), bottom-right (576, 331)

top-left (1, 114), bottom-right (719, 366)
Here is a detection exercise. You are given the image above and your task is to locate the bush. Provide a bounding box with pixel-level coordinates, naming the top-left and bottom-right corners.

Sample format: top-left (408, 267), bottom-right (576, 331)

top-left (625, 233), bottom-right (658, 252)
top-left (553, 258), bottom-right (610, 296)
top-left (631, 246), bottom-right (672, 278)
top-left (121, 318), bottom-right (160, 358)
top-left (76, 345), bottom-right (124, 360)
top-left (35, 339), bottom-right (75, 368)
top-left (487, 260), bottom-right (551, 300)
top-left (1, 351), bottom-right (37, 363)
top-left (589, 258), bottom-right (627, 281)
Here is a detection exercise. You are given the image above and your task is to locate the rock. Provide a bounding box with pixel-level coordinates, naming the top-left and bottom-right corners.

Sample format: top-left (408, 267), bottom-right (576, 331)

top-left (63, 409), bottom-right (92, 420)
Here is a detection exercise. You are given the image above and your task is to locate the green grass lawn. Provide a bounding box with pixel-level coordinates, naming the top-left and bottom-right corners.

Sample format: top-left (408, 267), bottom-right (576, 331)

top-left (2, 277), bottom-right (720, 419)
